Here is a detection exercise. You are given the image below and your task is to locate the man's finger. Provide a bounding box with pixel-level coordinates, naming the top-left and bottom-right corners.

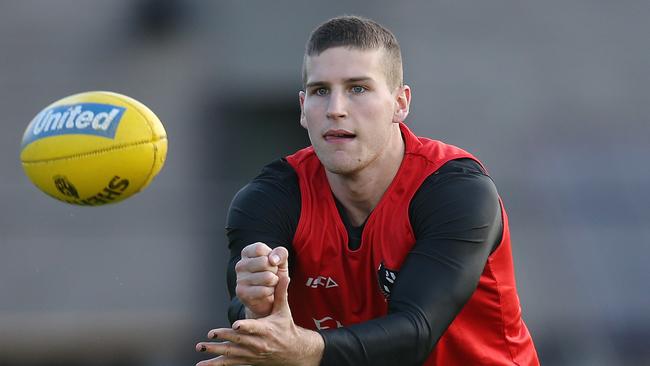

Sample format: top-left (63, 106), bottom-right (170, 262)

top-left (237, 271), bottom-right (279, 287)
top-left (241, 242), bottom-right (272, 259)
top-left (231, 318), bottom-right (266, 336)
top-left (235, 285), bottom-right (275, 301)
top-left (197, 340), bottom-right (259, 358)
top-left (195, 353), bottom-right (252, 366)
top-left (207, 328), bottom-right (267, 352)
top-left (235, 256), bottom-right (279, 274)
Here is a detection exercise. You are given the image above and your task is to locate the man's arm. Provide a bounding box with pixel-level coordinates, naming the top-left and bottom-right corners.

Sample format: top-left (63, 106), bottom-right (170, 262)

top-left (318, 159), bottom-right (502, 365)
top-left (225, 159), bottom-right (300, 322)
top-left (221, 158), bottom-right (501, 365)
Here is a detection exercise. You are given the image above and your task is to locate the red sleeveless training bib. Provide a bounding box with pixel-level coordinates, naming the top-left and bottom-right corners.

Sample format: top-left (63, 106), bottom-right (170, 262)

top-left (286, 123), bottom-right (539, 365)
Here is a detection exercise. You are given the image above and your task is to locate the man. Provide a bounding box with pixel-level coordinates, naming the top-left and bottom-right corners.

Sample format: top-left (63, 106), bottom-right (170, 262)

top-left (196, 15), bottom-right (539, 365)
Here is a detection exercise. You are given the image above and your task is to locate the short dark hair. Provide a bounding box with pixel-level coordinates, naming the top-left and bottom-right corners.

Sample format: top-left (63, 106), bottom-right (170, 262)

top-left (302, 15), bottom-right (403, 90)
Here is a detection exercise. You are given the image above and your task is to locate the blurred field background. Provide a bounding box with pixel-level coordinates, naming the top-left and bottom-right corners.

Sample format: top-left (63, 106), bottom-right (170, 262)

top-left (1, 1), bottom-right (648, 365)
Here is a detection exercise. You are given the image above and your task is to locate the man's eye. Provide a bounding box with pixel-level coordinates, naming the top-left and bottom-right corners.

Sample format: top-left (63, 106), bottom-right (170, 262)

top-left (351, 86), bottom-right (366, 94)
top-left (315, 88), bottom-right (328, 96)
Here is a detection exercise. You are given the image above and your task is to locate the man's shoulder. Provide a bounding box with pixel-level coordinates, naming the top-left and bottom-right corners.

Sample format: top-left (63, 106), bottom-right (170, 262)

top-left (226, 158), bottom-right (301, 249)
top-left (256, 158), bottom-right (299, 184)
top-left (434, 158), bottom-right (487, 176)
top-left (234, 159), bottom-right (300, 201)
top-left (409, 158), bottom-right (502, 246)
top-left (227, 158), bottom-right (301, 229)
top-left (415, 158), bottom-right (493, 197)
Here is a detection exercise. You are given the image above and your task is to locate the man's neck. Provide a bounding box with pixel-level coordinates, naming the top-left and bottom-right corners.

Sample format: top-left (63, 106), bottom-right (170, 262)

top-left (326, 128), bottom-right (405, 227)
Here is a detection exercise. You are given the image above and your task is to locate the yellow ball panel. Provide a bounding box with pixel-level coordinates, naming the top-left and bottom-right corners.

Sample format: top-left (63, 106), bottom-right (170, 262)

top-left (20, 91), bottom-right (166, 162)
top-left (102, 91), bottom-right (168, 139)
top-left (22, 141), bottom-right (164, 206)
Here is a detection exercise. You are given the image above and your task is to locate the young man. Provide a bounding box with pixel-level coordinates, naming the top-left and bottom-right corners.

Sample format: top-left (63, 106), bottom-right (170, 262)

top-left (196, 16), bottom-right (539, 366)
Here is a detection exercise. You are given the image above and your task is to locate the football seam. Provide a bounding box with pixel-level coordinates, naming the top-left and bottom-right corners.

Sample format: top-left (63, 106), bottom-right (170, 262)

top-left (21, 137), bottom-right (168, 165)
top-left (135, 139), bottom-right (161, 194)
top-left (104, 91), bottom-right (159, 139)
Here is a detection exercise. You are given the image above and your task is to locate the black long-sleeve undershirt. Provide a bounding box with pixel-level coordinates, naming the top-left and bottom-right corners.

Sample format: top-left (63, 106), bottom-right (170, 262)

top-left (225, 158), bottom-right (502, 366)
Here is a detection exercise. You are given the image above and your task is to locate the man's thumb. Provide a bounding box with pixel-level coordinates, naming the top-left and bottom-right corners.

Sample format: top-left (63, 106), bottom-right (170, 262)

top-left (271, 248), bottom-right (290, 313)
top-left (269, 246), bottom-right (289, 270)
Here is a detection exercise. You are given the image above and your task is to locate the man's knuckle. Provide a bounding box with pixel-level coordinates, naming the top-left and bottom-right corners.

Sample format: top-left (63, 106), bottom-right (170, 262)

top-left (261, 272), bottom-right (275, 284)
top-left (253, 243), bottom-right (269, 256)
top-left (258, 341), bottom-right (272, 353)
top-left (235, 286), bottom-right (246, 298)
top-left (224, 342), bottom-right (240, 357)
top-left (234, 259), bottom-right (248, 272)
top-left (241, 245), bottom-right (252, 257)
top-left (253, 286), bottom-right (266, 299)
top-left (258, 286), bottom-right (273, 297)
top-left (247, 256), bottom-right (262, 270)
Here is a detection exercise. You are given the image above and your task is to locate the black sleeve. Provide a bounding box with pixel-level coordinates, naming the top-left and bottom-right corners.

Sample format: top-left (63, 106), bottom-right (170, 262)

top-left (225, 158), bottom-right (300, 324)
top-left (318, 159), bottom-right (503, 366)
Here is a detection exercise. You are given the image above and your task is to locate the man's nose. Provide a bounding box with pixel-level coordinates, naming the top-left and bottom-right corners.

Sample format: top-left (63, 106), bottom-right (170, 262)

top-left (326, 90), bottom-right (347, 120)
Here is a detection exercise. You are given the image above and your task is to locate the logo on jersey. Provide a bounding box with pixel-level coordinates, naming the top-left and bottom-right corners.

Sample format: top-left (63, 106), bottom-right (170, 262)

top-left (377, 262), bottom-right (398, 299)
top-left (305, 276), bottom-right (338, 289)
top-left (312, 316), bottom-right (343, 330)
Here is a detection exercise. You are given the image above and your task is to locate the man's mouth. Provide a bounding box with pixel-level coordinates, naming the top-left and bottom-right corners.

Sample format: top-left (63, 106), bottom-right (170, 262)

top-left (323, 129), bottom-right (356, 141)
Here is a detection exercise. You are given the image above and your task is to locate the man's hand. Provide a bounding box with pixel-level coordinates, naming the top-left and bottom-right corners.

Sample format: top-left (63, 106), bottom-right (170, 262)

top-left (235, 242), bottom-right (288, 319)
top-left (196, 252), bottom-right (324, 366)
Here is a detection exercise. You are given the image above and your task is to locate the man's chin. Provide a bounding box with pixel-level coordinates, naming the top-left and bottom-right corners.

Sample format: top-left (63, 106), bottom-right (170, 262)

top-left (322, 160), bottom-right (363, 176)
top-left (314, 148), bottom-right (365, 175)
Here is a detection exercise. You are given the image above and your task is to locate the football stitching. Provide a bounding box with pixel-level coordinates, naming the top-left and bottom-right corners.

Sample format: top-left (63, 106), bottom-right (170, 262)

top-left (21, 137), bottom-right (167, 165)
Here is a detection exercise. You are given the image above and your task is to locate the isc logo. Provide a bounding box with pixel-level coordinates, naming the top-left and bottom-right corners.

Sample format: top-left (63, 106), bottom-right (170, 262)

top-left (305, 276), bottom-right (338, 289)
top-left (22, 103), bottom-right (126, 146)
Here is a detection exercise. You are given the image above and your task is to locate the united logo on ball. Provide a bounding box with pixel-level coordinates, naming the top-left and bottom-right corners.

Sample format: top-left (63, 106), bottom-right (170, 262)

top-left (20, 91), bottom-right (168, 206)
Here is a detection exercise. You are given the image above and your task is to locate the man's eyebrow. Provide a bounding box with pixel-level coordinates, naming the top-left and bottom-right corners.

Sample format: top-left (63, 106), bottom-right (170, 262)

top-left (305, 77), bottom-right (374, 88)
top-left (305, 81), bottom-right (328, 88)
top-left (345, 77), bottom-right (373, 83)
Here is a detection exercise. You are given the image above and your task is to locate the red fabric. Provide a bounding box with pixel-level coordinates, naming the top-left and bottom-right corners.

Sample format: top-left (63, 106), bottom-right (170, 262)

top-left (286, 123), bottom-right (539, 365)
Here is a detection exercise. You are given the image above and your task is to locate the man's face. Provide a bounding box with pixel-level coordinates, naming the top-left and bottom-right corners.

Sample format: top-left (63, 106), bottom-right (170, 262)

top-left (299, 47), bottom-right (409, 176)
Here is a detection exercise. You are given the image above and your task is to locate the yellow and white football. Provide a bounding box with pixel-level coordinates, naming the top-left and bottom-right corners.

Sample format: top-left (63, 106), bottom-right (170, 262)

top-left (20, 91), bottom-right (168, 206)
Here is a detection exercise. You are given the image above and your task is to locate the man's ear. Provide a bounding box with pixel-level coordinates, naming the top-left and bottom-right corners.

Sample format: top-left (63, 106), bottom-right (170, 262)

top-left (393, 85), bottom-right (411, 123)
top-left (299, 90), bottom-right (307, 128)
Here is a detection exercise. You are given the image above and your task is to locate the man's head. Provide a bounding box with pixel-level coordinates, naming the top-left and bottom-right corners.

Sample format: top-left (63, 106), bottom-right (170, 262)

top-left (299, 16), bottom-right (411, 177)
top-left (302, 15), bottom-right (403, 91)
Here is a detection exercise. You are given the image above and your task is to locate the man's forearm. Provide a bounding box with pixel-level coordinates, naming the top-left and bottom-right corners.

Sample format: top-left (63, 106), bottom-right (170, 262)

top-left (296, 326), bottom-right (325, 366)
